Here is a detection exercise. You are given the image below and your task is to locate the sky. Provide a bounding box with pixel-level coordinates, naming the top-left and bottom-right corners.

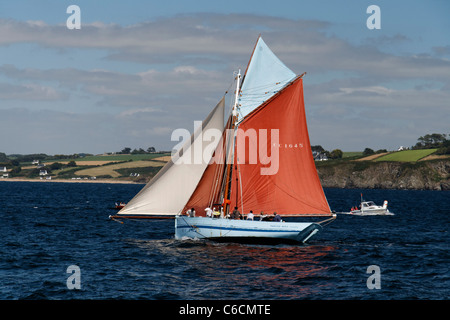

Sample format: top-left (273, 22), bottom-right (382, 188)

top-left (0, 0), bottom-right (449, 154)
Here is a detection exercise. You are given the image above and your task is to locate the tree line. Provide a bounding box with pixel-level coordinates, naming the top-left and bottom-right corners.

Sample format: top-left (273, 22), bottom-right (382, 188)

top-left (311, 146), bottom-right (344, 159)
top-left (117, 147), bottom-right (156, 154)
top-left (413, 133), bottom-right (449, 155)
top-left (311, 132), bottom-right (450, 159)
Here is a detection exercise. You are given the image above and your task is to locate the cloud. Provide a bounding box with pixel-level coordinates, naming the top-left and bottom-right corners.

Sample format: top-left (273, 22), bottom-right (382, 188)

top-left (118, 107), bottom-right (162, 117)
top-left (2, 14), bottom-right (450, 81)
top-left (432, 45), bottom-right (450, 57)
top-left (363, 34), bottom-right (411, 46)
top-left (0, 15), bottom-right (330, 67)
top-left (0, 13), bottom-right (449, 153)
top-left (0, 107), bottom-right (175, 154)
top-left (339, 86), bottom-right (395, 96)
top-left (309, 81), bottom-right (449, 110)
top-left (0, 63), bottom-right (227, 119)
top-left (0, 82), bottom-right (67, 100)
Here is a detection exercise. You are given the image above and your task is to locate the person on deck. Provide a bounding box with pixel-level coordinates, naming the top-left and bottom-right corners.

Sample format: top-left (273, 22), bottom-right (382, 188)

top-left (213, 207), bottom-right (221, 218)
top-left (273, 212), bottom-right (282, 222)
top-left (247, 210), bottom-right (254, 220)
top-left (186, 208), bottom-right (195, 217)
top-left (231, 207), bottom-right (241, 219)
top-left (205, 207), bottom-right (213, 218)
top-left (259, 211), bottom-right (267, 221)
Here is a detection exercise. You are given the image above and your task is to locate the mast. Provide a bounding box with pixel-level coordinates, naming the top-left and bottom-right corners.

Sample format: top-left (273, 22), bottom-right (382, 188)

top-left (233, 70), bottom-right (241, 119)
top-left (222, 70), bottom-right (241, 216)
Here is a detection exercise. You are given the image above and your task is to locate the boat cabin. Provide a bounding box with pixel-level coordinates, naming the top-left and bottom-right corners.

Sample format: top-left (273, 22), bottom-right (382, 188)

top-left (362, 201), bottom-right (377, 208)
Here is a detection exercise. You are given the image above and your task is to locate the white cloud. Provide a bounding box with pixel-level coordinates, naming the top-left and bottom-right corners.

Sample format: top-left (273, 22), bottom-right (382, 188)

top-left (339, 86), bottom-right (395, 95)
top-left (0, 82), bottom-right (67, 100)
top-left (118, 107), bottom-right (162, 117)
top-left (0, 13), bottom-right (449, 153)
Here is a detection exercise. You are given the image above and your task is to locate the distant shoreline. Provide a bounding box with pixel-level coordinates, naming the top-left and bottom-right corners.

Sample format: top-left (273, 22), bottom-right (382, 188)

top-left (0, 178), bottom-right (142, 185)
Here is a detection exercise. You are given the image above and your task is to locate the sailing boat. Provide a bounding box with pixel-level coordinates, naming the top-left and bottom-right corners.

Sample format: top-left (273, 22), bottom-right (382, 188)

top-left (110, 36), bottom-right (336, 243)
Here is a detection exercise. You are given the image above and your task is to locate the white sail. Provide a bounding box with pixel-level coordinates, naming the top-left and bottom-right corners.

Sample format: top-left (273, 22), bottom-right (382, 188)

top-left (118, 97), bottom-right (225, 217)
top-left (238, 37), bottom-right (296, 120)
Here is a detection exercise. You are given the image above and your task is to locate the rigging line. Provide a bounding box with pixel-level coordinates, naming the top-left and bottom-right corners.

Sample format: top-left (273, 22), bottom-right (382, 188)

top-left (225, 77), bottom-right (240, 116)
top-left (241, 77), bottom-right (292, 90)
top-left (109, 215), bottom-right (124, 224)
top-left (318, 215), bottom-right (337, 226)
top-left (239, 76), bottom-right (296, 93)
top-left (207, 139), bottom-right (223, 208)
top-left (179, 216), bottom-right (208, 238)
top-left (224, 77), bottom-right (235, 96)
top-left (209, 162), bottom-right (220, 205)
top-left (208, 153), bottom-right (225, 208)
top-left (213, 119), bottom-right (232, 206)
top-left (241, 85), bottom-right (276, 94)
top-left (236, 155), bottom-right (244, 215)
top-left (240, 86), bottom-right (279, 96)
top-left (218, 119), bottom-right (235, 205)
top-left (240, 74), bottom-right (303, 99)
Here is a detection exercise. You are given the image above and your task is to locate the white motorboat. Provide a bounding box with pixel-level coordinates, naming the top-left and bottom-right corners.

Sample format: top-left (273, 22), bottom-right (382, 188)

top-left (349, 199), bottom-right (393, 215)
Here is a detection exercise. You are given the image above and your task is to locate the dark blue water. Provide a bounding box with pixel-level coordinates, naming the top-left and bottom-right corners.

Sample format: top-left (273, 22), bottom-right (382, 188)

top-left (0, 181), bottom-right (448, 300)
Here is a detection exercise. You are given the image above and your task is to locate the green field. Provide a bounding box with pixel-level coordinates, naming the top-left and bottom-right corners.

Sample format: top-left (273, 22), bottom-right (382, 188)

top-left (49, 153), bottom-right (170, 162)
top-left (74, 160), bottom-right (165, 178)
top-left (343, 151), bottom-right (363, 158)
top-left (374, 149), bottom-right (437, 162)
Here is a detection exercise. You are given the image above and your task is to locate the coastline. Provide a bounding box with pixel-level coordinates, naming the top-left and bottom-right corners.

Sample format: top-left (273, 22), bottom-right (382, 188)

top-left (0, 178), bottom-right (142, 185)
top-left (3, 158), bottom-right (449, 190)
top-left (317, 159), bottom-right (450, 191)
top-left (2, 176), bottom-right (448, 190)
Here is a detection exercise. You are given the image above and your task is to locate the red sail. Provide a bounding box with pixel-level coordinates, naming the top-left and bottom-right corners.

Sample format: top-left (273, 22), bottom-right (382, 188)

top-left (230, 77), bottom-right (331, 216)
top-left (182, 116), bottom-right (231, 217)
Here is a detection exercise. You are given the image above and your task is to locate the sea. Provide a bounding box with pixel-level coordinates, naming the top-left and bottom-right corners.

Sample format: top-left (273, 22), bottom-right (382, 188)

top-left (0, 181), bottom-right (448, 303)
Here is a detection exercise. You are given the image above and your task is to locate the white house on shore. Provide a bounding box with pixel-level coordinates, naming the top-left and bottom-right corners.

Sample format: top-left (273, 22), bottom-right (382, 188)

top-left (1, 167), bottom-right (9, 178)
